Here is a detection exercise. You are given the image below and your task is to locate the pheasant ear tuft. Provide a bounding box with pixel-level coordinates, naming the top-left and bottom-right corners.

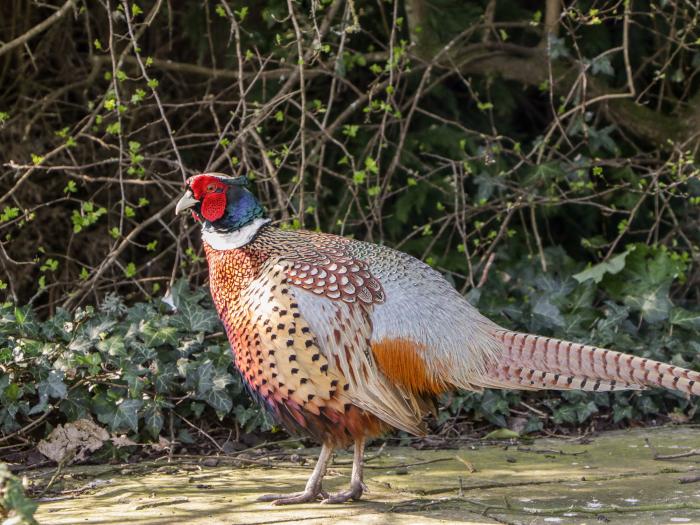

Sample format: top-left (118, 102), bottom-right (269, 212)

top-left (230, 175), bottom-right (250, 186)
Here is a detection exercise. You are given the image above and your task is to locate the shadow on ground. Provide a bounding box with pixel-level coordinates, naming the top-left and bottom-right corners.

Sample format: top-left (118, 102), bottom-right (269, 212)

top-left (32, 425), bottom-right (700, 525)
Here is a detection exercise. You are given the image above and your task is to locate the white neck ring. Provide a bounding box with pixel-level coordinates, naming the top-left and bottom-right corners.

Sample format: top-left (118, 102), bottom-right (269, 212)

top-left (201, 218), bottom-right (271, 250)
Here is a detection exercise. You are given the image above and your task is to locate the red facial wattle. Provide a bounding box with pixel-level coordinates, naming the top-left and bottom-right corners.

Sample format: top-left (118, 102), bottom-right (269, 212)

top-left (201, 192), bottom-right (227, 222)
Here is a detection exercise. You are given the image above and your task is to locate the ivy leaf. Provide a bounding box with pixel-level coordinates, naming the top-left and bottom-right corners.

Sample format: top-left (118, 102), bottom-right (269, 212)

top-left (154, 362), bottom-right (178, 393)
top-left (73, 352), bottom-right (102, 375)
top-left (84, 318), bottom-right (117, 341)
top-left (479, 390), bottom-right (509, 427)
top-left (588, 125), bottom-right (619, 154)
top-left (123, 367), bottom-right (146, 397)
top-left (669, 308), bottom-right (700, 330)
top-left (613, 404), bottom-right (633, 423)
top-left (42, 370), bottom-right (68, 399)
top-left (202, 388), bottom-right (232, 417)
top-left (591, 55), bottom-right (614, 76)
top-left (548, 35), bottom-right (570, 59)
top-left (522, 417), bottom-right (543, 434)
top-left (178, 428), bottom-right (194, 444)
top-left (234, 405), bottom-right (263, 431)
top-left (97, 335), bottom-right (126, 356)
top-left (602, 244), bottom-right (686, 324)
top-left (59, 390), bottom-right (91, 420)
top-left (553, 404), bottom-right (577, 424)
top-left (125, 339), bottom-right (157, 364)
top-left (143, 401), bottom-right (164, 438)
top-left (575, 401), bottom-right (599, 423)
top-left (527, 162), bottom-right (561, 185)
top-left (624, 282), bottom-right (673, 324)
top-left (195, 359), bottom-right (232, 416)
top-left (31, 370), bottom-right (68, 414)
top-left (474, 173), bottom-right (496, 203)
top-left (140, 320), bottom-right (179, 347)
top-left (636, 395), bottom-right (659, 415)
top-left (532, 296), bottom-right (566, 328)
top-left (233, 405), bottom-right (252, 426)
top-left (110, 399), bottom-right (142, 433)
top-left (0, 464), bottom-right (38, 525)
top-left (195, 359), bottom-right (215, 395)
top-left (173, 300), bottom-right (220, 333)
top-left (573, 249), bottom-right (631, 284)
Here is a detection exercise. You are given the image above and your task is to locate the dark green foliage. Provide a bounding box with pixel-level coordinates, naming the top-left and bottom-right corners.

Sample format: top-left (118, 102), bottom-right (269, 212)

top-left (0, 463), bottom-right (37, 525)
top-left (0, 283), bottom-right (271, 446)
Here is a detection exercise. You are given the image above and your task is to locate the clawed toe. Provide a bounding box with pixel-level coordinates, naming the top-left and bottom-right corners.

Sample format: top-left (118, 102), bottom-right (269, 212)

top-left (257, 492), bottom-right (298, 502)
top-left (257, 489), bottom-right (327, 505)
top-left (321, 482), bottom-right (365, 504)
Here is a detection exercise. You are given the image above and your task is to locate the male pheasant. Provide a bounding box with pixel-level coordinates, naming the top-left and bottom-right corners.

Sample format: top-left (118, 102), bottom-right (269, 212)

top-left (176, 173), bottom-right (700, 505)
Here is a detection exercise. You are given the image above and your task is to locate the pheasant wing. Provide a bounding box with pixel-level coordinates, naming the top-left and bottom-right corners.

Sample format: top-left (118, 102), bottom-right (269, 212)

top-left (273, 230), bottom-right (385, 304)
top-left (292, 284), bottom-right (425, 435)
top-left (236, 257), bottom-right (423, 437)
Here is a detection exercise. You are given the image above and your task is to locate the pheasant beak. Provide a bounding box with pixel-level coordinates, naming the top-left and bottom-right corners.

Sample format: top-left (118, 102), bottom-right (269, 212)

top-left (175, 190), bottom-right (198, 215)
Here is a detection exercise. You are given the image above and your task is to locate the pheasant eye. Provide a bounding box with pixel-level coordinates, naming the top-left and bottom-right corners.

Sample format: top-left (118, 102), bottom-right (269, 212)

top-left (206, 183), bottom-right (217, 192)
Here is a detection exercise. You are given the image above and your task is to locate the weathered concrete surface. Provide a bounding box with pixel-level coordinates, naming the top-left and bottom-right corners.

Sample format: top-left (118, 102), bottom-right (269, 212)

top-left (33, 425), bottom-right (700, 525)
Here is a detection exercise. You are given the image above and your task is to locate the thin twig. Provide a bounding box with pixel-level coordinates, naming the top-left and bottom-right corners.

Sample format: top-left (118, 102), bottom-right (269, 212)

top-left (623, 0), bottom-right (635, 96)
top-left (121, 0), bottom-right (186, 181)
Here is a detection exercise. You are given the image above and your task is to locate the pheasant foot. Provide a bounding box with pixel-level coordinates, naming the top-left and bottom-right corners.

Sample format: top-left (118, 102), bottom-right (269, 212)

top-left (321, 437), bottom-right (366, 504)
top-left (321, 481), bottom-right (366, 504)
top-left (258, 443), bottom-right (333, 506)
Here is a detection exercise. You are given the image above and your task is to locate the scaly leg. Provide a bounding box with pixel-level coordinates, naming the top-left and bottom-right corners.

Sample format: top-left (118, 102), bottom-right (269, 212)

top-left (322, 437), bottom-right (366, 504)
top-left (257, 443), bottom-right (333, 505)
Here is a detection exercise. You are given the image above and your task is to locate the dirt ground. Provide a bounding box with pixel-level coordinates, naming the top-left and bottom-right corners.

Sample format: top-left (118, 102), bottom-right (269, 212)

top-left (31, 425), bottom-right (700, 525)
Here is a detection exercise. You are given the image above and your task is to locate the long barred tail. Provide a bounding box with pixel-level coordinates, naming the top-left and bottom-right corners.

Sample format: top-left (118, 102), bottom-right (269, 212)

top-left (489, 329), bottom-right (700, 396)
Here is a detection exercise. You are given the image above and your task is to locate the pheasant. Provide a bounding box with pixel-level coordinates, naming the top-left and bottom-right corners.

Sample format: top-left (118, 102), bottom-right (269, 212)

top-left (176, 172), bottom-right (700, 505)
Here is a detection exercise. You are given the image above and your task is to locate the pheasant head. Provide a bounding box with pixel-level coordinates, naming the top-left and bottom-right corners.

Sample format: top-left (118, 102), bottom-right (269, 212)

top-left (176, 173), bottom-right (269, 249)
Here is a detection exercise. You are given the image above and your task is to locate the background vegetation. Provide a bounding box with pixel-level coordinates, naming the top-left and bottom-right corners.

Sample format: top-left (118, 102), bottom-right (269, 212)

top-left (1, 2), bottom-right (699, 513)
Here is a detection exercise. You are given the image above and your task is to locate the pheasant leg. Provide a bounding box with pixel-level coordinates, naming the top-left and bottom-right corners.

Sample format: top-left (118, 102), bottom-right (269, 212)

top-left (322, 437), bottom-right (366, 504)
top-left (258, 443), bottom-right (332, 505)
